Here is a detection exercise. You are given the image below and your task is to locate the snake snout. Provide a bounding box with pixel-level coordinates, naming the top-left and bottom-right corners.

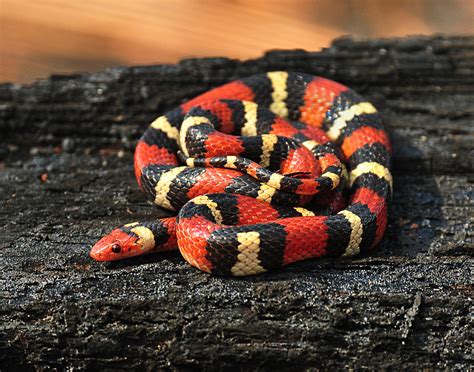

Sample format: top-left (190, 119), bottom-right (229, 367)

top-left (90, 236), bottom-right (113, 261)
top-left (90, 228), bottom-right (137, 261)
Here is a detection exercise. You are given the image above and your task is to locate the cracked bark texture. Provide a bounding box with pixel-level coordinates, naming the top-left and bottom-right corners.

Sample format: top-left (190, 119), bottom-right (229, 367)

top-left (0, 35), bottom-right (472, 370)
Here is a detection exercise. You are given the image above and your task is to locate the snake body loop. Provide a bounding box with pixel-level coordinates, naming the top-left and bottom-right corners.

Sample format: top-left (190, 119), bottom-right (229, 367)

top-left (91, 71), bottom-right (392, 276)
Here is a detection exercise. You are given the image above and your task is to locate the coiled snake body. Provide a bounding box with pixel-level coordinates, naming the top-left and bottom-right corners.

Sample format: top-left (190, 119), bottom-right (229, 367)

top-left (90, 72), bottom-right (392, 276)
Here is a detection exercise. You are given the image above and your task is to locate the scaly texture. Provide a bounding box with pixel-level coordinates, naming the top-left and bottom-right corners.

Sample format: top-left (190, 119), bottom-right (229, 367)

top-left (2, 37), bottom-right (472, 370)
top-left (90, 71), bottom-right (392, 275)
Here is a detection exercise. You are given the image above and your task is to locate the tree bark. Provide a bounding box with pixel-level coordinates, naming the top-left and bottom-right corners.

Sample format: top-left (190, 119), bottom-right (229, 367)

top-left (0, 35), bottom-right (472, 370)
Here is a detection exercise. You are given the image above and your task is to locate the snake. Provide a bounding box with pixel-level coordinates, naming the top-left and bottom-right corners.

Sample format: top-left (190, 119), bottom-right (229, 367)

top-left (90, 71), bottom-right (392, 276)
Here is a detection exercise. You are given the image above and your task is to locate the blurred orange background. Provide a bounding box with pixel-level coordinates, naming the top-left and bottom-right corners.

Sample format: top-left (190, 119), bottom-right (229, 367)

top-left (1, 0), bottom-right (473, 83)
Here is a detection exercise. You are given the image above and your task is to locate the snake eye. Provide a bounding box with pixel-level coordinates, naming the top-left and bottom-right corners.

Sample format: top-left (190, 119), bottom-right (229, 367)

top-left (111, 244), bottom-right (122, 253)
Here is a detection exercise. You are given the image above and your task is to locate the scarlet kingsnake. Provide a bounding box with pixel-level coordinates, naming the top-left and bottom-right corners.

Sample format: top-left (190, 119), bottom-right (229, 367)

top-left (90, 72), bottom-right (392, 276)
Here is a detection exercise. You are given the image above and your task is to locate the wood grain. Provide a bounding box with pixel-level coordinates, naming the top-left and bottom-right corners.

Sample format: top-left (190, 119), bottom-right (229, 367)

top-left (0, 35), bottom-right (472, 369)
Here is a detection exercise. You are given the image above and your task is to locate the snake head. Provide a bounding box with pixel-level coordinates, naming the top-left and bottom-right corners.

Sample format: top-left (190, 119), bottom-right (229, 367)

top-left (90, 218), bottom-right (177, 262)
top-left (90, 225), bottom-right (145, 261)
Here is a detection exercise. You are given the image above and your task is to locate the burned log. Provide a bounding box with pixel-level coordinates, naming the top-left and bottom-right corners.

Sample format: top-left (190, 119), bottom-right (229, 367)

top-left (0, 35), bottom-right (472, 370)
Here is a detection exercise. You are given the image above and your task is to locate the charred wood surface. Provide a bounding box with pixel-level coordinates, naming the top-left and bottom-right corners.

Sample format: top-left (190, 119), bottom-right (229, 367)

top-left (0, 35), bottom-right (473, 370)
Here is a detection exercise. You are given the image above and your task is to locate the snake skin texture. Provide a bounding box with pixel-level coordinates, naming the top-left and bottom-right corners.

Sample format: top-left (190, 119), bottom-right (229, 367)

top-left (90, 71), bottom-right (392, 276)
